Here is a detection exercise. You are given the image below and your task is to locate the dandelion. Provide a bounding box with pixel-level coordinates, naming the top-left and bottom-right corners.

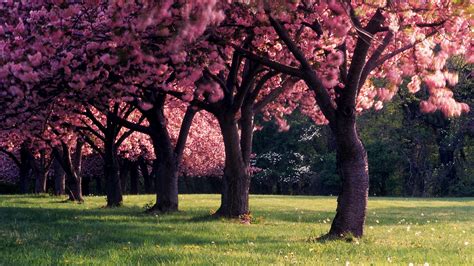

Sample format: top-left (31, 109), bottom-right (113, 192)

top-left (421, 213), bottom-right (425, 216)
top-left (376, 220), bottom-right (380, 224)
top-left (387, 257), bottom-right (392, 263)
top-left (464, 241), bottom-right (469, 246)
top-left (345, 261), bottom-right (350, 266)
top-left (369, 226), bottom-right (374, 229)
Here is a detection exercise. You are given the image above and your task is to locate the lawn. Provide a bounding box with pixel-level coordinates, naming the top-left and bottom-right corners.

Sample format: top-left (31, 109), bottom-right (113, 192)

top-left (0, 194), bottom-right (472, 265)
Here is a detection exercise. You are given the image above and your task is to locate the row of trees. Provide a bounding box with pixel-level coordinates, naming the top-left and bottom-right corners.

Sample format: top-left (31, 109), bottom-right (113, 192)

top-left (0, 1), bottom-right (471, 238)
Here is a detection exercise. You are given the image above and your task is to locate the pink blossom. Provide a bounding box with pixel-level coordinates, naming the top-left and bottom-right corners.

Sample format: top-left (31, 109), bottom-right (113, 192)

top-left (100, 54), bottom-right (118, 65)
top-left (420, 101), bottom-right (437, 113)
top-left (327, 51), bottom-right (344, 67)
top-left (27, 52), bottom-right (42, 67)
top-left (407, 75), bottom-right (421, 93)
top-left (424, 71), bottom-right (446, 89)
top-left (139, 102), bottom-right (154, 111)
top-left (443, 71), bottom-right (458, 86)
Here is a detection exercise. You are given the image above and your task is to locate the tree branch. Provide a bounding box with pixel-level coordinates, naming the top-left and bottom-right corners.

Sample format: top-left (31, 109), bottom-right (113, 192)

top-left (174, 106), bottom-right (197, 163)
top-left (0, 148), bottom-right (21, 167)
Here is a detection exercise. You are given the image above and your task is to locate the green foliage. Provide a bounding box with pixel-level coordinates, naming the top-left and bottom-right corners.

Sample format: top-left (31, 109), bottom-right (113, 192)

top-left (0, 195), bottom-right (472, 265)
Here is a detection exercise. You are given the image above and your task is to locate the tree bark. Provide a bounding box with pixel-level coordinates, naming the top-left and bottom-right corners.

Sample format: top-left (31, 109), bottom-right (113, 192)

top-left (53, 158), bottom-right (65, 195)
top-left (18, 144), bottom-right (31, 194)
top-left (130, 161), bottom-right (139, 194)
top-left (146, 99), bottom-right (196, 213)
top-left (34, 172), bottom-right (48, 194)
top-left (214, 114), bottom-right (251, 217)
top-left (34, 150), bottom-right (50, 194)
top-left (328, 115), bottom-right (369, 238)
top-left (151, 155), bottom-right (179, 212)
top-left (104, 138), bottom-right (122, 207)
top-left (139, 157), bottom-right (154, 194)
top-left (53, 141), bottom-right (84, 202)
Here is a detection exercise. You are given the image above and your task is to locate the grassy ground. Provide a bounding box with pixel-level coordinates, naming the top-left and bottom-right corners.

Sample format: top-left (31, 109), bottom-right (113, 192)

top-left (0, 194), bottom-right (472, 265)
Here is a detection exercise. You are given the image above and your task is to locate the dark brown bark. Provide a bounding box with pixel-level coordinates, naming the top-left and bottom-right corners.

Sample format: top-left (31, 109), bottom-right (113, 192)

top-left (139, 157), bottom-right (154, 194)
top-left (328, 115), bottom-right (369, 238)
top-left (53, 158), bottom-right (65, 195)
top-left (214, 114), bottom-right (251, 217)
top-left (34, 150), bottom-right (51, 194)
top-left (18, 143), bottom-right (31, 194)
top-left (34, 172), bottom-right (48, 194)
top-left (119, 159), bottom-right (130, 194)
top-left (53, 141), bottom-right (84, 202)
top-left (130, 161), bottom-right (139, 194)
top-left (104, 135), bottom-right (122, 207)
top-left (145, 100), bottom-right (196, 213)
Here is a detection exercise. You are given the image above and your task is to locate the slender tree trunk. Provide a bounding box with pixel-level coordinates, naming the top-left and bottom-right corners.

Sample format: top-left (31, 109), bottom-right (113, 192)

top-left (54, 141), bottom-right (84, 202)
top-left (130, 161), bottom-right (139, 195)
top-left (19, 144), bottom-right (31, 193)
top-left (66, 173), bottom-right (83, 202)
top-left (34, 151), bottom-right (49, 194)
top-left (139, 157), bottom-right (153, 194)
top-left (69, 141), bottom-right (84, 202)
top-left (119, 159), bottom-right (130, 194)
top-left (214, 114), bottom-right (251, 217)
top-left (95, 175), bottom-right (103, 195)
top-left (328, 116), bottom-right (369, 238)
top-left (104, 139), bottom-right (122, 207)
top-left (53, 158), bottom-right (65, 195)
top-left (34, 172), bottom-right (48, 193)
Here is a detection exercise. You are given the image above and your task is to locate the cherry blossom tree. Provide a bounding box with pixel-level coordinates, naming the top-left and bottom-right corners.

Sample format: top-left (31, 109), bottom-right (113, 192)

top-left (221, 0), bottom-right (472, 237)
top-left (0, 0), bottom-right (225, 210)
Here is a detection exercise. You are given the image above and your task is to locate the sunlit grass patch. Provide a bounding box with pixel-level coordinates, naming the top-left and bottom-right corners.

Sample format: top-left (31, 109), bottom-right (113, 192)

top-left (0, 194), bottom-right (472, 265)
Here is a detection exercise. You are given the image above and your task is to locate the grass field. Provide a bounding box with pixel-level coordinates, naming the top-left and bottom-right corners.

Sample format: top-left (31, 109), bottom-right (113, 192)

top-left (0, 194), bottom-right (472, 265)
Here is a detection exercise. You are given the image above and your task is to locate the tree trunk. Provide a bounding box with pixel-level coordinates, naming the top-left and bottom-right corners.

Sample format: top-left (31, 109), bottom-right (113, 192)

top-left (151, 156), bottom-right (179, 212)
top-left (95, 175), bottom-right (103, 195)
top-left (34, 172), bottom-right (48, 194)
top-left (328, 116), bottom-right (369, 238)
top-left (34, 151), bottom-right (49, 194)
top-left (130, 161), bottom-right (139, 195)
top-left (104, 139), bottom-right (122, 207)
top-left (139, 157), bottom-right (153, 194)
top-left (18, 144), bottom-right (31, 193)
top-left (53, 158), bottom-right (65, 195)
top-left (214, 114), bottom-right (251, 217)
top-left (54, 141), bottom-right (84, 202)
top-left (66, 173), bottom-right (83, 202)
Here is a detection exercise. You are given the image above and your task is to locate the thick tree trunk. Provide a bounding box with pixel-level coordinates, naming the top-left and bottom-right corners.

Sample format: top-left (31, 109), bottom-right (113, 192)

top-left (328, 117), bottom-right (369, 238)
top-left (146, 98), bottom-right (196, 213)
top-left (151, 156), bottom-right (179, 212)
top-left (214, 114), bottom-right (251, 217)
top-left (53, 158), bottom-right (65, 195)
top-left (104, 140), bottom-right (122, 207)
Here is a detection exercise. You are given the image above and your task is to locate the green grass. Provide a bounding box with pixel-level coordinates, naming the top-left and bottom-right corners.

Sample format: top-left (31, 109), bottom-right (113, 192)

top-left (0, 194), bottom-right (472, 265)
